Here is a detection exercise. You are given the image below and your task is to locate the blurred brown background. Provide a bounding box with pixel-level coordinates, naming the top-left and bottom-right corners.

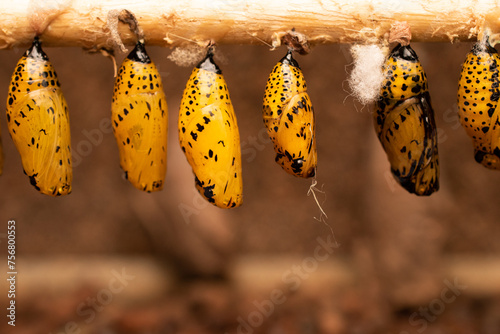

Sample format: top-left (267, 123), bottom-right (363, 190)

top-left (0, 41), bottom-right (500, 333)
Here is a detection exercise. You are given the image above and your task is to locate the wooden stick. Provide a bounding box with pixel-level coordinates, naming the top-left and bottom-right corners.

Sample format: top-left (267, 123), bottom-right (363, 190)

top-left (0, 0), bottom-right (499, 49)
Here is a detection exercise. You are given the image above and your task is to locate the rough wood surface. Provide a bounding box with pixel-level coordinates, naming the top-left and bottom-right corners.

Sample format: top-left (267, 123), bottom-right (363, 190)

top-left (0, 0), bottom-right (499, 49)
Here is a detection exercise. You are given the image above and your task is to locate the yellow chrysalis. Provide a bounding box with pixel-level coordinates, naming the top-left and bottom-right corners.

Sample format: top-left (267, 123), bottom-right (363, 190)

top-left (262, 50), bottom-right (317, 178)
top-left (111, 41), bottom-right (168, 192)
top-left (457, 40), bottom-right (500, 169)
top-left (374, 44), bottom-right (439, 196)
top-left (6, 37), bottom-right (72, 196)
top-left (178, 49), bottom-right (243, 208)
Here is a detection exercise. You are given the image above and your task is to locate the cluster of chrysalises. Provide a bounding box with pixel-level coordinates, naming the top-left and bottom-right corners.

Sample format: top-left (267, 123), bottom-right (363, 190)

top-left (6, 33), bottom-right (498, 202)
top-left (373, 36), bottom-right (500, 197)
top-left (2, 35), bottom-right (317, 208)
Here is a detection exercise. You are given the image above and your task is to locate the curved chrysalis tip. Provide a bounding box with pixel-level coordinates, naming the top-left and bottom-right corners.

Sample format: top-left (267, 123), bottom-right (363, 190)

top-left (26, 36), bottom-right (48, 61)
top-left (472, 35), bottom-right (497, 55)
top-left (126, 40), bottom-right (151, 64)
top-left (279, 49), bottom-right (300, 68)
top-left (390, 44), bottom-right (419, 62)
top-left (196, 47), bottom-right (221, 74)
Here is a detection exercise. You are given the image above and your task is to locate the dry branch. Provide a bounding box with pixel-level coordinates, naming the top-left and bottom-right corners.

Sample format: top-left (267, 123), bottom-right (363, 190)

top-left (0, 0), bottom-right (499, 49)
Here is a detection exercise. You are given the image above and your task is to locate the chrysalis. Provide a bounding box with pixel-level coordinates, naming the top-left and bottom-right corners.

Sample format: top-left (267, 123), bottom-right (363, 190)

top-left (262, 50), bottom-right (317, 178)
top-left (374, 44), bottom-right (439, 196)
top-left (111, 40), bottom-right (168, 192)
top-left (178, 49), bottom-right (243, 208)
top-left (6, 37), bottom-right (72, 196)
top-left (457, 39), bottom-right (500, 169)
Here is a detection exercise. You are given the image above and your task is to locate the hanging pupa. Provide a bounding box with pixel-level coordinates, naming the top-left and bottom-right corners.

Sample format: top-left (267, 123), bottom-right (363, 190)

top-left (262, 49), bottom-right (317, 178)
top-left (6, 37), bottom-right (72, 196)
top-left (374, 43), bottom-right (439, 196)
top-left (457, 37), bottom-right (500, 169)
top-left (111, 40), bottom-right (168, 192)
top-left (178, 48), bottom-right (243, 209)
